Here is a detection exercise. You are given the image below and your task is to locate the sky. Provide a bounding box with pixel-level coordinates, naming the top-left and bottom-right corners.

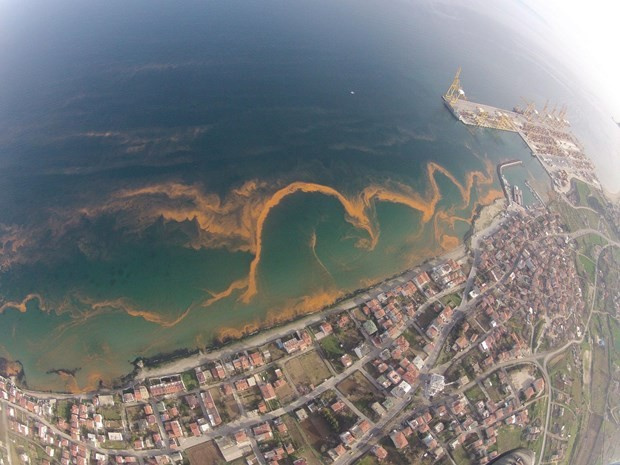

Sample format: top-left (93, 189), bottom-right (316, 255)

top-left (527, 0), bottom-right (620, 120)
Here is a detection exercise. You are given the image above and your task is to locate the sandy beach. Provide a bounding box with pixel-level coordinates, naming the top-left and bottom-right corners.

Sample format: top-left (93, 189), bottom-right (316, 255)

top-left (472, 198), bottom-right (507, 236)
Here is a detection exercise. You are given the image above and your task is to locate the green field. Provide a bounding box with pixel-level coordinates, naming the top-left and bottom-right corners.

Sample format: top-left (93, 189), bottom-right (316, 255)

top-left (182, 370), bottom-right (199, 391)
top-left (497, 426), bottom-right (523, 453)
top-left (464, 384), bottom-right (486, 403)
top-left (319, 334), bottom-right (345, 358)
top-left (441, 293), bottom-right (462, 308)
top-left (577, 255), bottom-right (596, 283)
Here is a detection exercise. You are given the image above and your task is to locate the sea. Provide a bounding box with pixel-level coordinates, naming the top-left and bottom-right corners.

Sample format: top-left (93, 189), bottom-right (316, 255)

top-left (0, 0), bottom-right (619, 391)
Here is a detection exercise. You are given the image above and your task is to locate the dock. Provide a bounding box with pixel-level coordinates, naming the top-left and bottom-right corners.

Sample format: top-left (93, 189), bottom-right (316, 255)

top-left (496, 159), bottom-right (523, 206)
top-left (524, 180), bottom-right (545, 206)
top-left (442, 68), bottom-right (600, 194)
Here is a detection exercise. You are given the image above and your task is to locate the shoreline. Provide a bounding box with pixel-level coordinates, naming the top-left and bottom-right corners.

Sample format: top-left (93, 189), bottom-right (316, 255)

top-left (471, 197), bottom-right (507, 236)
top-left (11, 240), bottom-right (470, 396)
top-left (6, 191), bottom-right (513, 395)
top-left (3, 162), bottom-right (507, 395)
top-left (135, 243), bottom-right (468, 382)
top-left (6, 167), bottom-right (513, 395)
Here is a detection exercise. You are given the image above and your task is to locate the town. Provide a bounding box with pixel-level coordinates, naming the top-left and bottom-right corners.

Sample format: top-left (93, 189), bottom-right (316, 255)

top-left (2, 184), bottom-right (618, 465)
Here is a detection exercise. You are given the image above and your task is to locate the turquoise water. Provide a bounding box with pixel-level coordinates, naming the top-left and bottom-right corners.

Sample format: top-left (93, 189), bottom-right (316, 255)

top-left (0, 0), bottom-right (617, 391)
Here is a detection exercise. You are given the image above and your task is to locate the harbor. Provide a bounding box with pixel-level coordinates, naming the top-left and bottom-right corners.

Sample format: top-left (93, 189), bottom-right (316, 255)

top-left (443, 68), bottom-right (601, 194)
top-left (496, 159), bottom-right (524, 206)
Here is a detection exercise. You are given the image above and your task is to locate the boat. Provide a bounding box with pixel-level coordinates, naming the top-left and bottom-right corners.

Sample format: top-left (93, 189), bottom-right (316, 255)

top-left (512, 185), bottom-right (523, 206)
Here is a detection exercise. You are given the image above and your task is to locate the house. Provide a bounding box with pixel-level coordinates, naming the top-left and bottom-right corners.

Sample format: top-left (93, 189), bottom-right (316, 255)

top-left (259, 384), bottom-right (277, 402)
top-left (234, 379), bottom-right (250, 392)
top-left (320, 322), bottom-right (333, 336)
top-left (372, 445), bottom-right (388, 461)
top-left (426, 325), bottom-right (440, 339)
top-left (235, 430), bottom-right (251, 447)
top-left (249, 352), bottom-right (265, 367)
top-left (351, 419), bottom-right (371, 438)
top-left (328, 444), bottom-right (346, 461)
top-left (253, 423), bottom-right (273, 443)
top-left (339, 431), bottom-right (355, 447)
top-left (390, 430), bottom-right (408, 449)
top-left (523, 386), bottom-right (535, 401)
top-left (533, 378), bottom-right (545, 393)
top-left (211, 364), bottom-right (227, 380)
top-left (371, 402), bottom-right (387, 417)
top-left (295, 409), bottom-right (308, 421)
top-left (331, 400), bottom-right (345, 413)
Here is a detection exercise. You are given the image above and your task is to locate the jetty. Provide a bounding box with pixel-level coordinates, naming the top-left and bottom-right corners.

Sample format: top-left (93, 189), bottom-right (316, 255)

top-left (497, 159), bottom-right (523, 206)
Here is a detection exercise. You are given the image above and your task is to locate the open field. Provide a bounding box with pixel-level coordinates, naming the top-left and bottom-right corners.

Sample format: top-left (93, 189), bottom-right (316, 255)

top-left (577, 254), bottom-right (596, 283)
top-left (282, 414), bottom-right (323, 465)
top-left (319, 334), bottom-right (344, 358)
top-left (414, 306), bottom-right (439, 330)
top-left (97, 405), bottom-right (123, 421)
top-left (441, 292), bottom-right (462, 308)
top-left (464, 384), bottom-right (486, 403)
top-left (549, 198), bottom-right (587, 232)
top-left (571, 414), bottom-right (604, 465)
top-left (484, 372), bottom-right (505, 403)
top-left (284, 350), bottom-right (332, 390)
top-left (318, 334), bottom-right (348, 372)
top-left (497, 425), bottom-right (523, 454)
top-left (299, 413), bottom-right (336, 450)
top-left (356, 454), bottom-right (380, 465)
top-left (337, 370), bottom-right (385, 420)
top-left (181, 370), bottom-right (199, 391)
top-left (590, 316), bottom-right (611, 416)
top-left (208, 386), bottom-right (241, 422)
top-left (509, 367), bottom-right (534, 391)
top-left (452, 445), bottom-right (474, 465)
top-left (237, 386), bottom-right (262, 412)
top-left (187, 440), bottom-right (227, 465)
top-left (401, 328), bottom-right (428, 354)
top-left (274, 380), bottom-right (297, 404)
top-left (261, 342), bottom-right (286, 361)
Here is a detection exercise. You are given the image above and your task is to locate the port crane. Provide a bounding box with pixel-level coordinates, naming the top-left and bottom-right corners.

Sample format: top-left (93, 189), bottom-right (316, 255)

top-left (444, 67), bottom-right (466, 104)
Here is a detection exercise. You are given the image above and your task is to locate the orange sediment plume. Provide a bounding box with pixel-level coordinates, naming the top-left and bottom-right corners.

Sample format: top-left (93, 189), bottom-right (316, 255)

top-left (241, 161), bottom-right (498, 302)
top-left (309, 230), bottom-right (333, 279)
top-left (202, 278), bottom-right (248, 307)
top-left (477, 187), bottom-right (504, 205)
top-left (56, 371), bottom-right (104, 394)
top-left (4, 160), bottom-right (502, 333)
top-left (122, 303), bottom-right (193, 328)
top-left (49, 297), bottom-right (195, 341)
top-left (57, 372), bottom-right (81, 394)
top-left (239, 182), bottom-right (376, 303)
top-left (0, 294), bottom-right (46, 314)
top-left (216, 288), bottom-right (344, 341)
top-left (439, 234), bottom-right (460, 250)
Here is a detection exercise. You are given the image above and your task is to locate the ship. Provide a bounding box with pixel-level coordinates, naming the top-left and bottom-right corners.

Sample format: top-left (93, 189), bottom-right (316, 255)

top-left (512, 185), bottom-right (523, 206)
